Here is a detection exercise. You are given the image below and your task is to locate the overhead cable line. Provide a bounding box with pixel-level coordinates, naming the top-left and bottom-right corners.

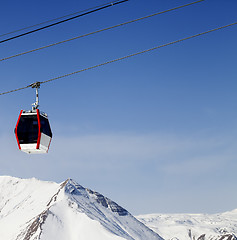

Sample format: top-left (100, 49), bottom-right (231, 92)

top-left (0, 0), bottom-right (129, 44)
top-left (0, 0), bottom-right (128, 39)
top-left (0, 0), bottom-right (204, 62)
top-left (0, 21), bottom-right (236, 96)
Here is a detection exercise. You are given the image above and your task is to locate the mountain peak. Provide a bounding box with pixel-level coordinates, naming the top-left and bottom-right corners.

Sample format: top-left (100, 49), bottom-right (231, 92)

top-left (64, 178), bottom-right (129, 216)
top-left (0, 176), bottom-right (162, 240)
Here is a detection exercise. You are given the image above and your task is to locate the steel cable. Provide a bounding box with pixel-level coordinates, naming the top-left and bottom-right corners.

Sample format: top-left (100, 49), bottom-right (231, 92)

top-left (1, 21), bottom-right (236, 96)
top-left (0, 0), bottom-right (129, 44)
top-left (0, 0), bottom-right (204, 62)
top-left (0, 0), bottom-right (128, 38)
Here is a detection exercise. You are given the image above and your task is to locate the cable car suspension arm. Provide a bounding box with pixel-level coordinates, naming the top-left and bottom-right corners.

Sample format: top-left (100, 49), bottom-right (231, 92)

top-left (31, 82), bottom-right (41, 110)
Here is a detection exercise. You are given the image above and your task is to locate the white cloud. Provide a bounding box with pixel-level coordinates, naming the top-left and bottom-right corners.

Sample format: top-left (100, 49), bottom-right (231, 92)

top-left (0, 132), bottom-right (237, 214)
top-left (2, 132), bottom-right (236, 167)
top-left (51, 132), bottom-right (234, 158)
top-left (162, 153), bottom-right (230, 175)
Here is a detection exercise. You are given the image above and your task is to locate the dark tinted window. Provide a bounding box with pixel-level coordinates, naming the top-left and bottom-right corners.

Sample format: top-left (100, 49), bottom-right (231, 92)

top-left (17, 115), bottom-right (39, 144)
top-left (40, 115), bottom-right (52, 137)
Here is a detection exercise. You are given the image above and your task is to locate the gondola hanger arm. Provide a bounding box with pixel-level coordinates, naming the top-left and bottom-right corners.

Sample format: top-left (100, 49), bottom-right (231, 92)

top-left (31, 82), bottom-right (41, 110)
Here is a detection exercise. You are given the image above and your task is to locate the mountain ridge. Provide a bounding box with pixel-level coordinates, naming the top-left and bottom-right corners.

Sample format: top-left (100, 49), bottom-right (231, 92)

top-left (1, 176), bottom-right (236, 240)
top-left (137, 210), bottom-right (237, 240)
top-left (0, 176), bottom-right (163, 240)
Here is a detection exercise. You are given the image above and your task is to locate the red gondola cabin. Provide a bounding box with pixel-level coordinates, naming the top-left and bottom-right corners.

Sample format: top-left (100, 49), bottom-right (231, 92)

top-left (15, 109), bottom-right (52, 154)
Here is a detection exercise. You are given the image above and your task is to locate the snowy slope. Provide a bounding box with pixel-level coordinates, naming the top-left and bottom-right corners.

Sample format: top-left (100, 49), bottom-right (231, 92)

top-left (0, 176), bottom-right (163, 240)
top-left (137, 210), bottom-right (237, 240)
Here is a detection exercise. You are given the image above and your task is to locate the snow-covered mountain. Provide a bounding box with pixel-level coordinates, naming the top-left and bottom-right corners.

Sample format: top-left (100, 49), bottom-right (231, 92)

top-left (0, 176), bottom-right (163, 240)
top-left (1, 176), bottom-right (236, 240)
top-left (137, 210), bottom-right (237, 240)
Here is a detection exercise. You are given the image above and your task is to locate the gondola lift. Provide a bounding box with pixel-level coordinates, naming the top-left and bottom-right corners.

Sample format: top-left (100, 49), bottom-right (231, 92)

top-left (14, 82), bottom-right (52, 154)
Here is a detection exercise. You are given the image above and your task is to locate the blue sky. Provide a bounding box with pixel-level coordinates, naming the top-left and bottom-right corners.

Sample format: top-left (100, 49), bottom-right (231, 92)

top-left (0, 0), bottom-right (237, 215)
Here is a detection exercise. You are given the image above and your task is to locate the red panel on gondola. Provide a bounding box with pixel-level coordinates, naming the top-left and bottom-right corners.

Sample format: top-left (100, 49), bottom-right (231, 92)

top-left (15, 110), bottom-right (23, 150)
top-left (15, 110), bottom-right (52, 154)
top-left (36, 109), bottom-right (41, 149)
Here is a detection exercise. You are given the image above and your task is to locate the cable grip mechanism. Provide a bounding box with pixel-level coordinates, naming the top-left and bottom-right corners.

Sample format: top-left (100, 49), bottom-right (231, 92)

top-left (31, 82), bottom-right (41, 110)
